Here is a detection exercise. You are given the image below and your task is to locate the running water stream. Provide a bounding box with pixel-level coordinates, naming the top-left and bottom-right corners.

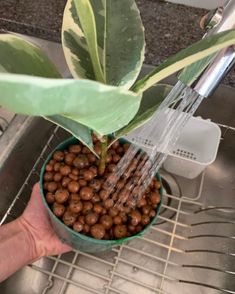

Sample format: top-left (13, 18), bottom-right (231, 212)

top-left (104, 81), bottom-right (205, 208)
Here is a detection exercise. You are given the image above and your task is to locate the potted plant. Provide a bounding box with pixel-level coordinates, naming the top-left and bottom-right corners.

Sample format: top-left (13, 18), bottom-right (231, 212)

top-left (0, 0), bottom-right (235, 252)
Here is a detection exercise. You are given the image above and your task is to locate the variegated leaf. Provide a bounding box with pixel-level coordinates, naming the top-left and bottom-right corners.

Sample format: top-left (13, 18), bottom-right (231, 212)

top-left (115, 84), bottom-right (172, 138)
top-left (62, 0), bottom-right (145, 89)
top-left (0, 73), bottom-right (142, 136)
top-left (45, 115), bottom-right (96, 155)
top-left (0, 34), bottom-right (61, 78)
top-left (132, 29), bottom-right (235, 93)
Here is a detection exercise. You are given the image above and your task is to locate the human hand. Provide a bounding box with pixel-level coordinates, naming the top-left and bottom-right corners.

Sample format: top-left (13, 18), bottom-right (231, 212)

top-left (18, 183), bottom-right (71, 260)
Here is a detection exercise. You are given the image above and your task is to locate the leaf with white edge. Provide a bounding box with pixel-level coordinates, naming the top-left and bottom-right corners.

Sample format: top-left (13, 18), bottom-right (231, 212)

top-left (0, 73), bottom-right (142, 136)
top-left (132, 29), bottom-right (235, 93)
top-left (62, 0), bottom-right (145, 88)
top-left (0, 34), bottom-right (61, 78)
top-left (115, 84), bottom-right (172, 138)
top-left (45, 115), bottom-right (96, 155)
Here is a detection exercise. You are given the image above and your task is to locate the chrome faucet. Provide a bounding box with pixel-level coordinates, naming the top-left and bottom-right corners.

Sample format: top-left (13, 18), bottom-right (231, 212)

top-left (193, 0), bottom-right (235, 97)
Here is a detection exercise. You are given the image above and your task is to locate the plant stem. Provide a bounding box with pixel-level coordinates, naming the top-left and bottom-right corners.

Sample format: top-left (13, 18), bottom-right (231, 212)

top-left (98, 135), bottom-right (108, 176)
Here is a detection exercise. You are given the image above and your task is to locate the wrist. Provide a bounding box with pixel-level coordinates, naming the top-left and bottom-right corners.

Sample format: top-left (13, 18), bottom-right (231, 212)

top-left (16, 217), bottom-right (40, 262)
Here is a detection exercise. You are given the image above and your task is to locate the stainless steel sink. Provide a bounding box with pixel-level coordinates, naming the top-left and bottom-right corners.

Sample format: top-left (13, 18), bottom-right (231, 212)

top-left (0, 35), bottom-right (235, 294)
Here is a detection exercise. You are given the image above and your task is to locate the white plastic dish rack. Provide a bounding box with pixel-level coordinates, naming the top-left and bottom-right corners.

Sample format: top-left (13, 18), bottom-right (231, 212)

top-left (163, 116), bottom-right (221, 179)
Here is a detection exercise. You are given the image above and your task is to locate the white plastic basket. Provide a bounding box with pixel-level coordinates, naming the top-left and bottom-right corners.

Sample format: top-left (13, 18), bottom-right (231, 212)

top-left (163, 116), bottom-right (221, 179)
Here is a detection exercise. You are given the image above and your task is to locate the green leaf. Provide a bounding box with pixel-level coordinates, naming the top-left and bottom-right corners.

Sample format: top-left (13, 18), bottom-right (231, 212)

top-left (62, 0), bottom-right (145, 89)
top-left (178, 53), bottom-right (215, 85)
top-left (132, 29), bottom-right (235, 93)
top-left (0, 34), bottom-right (61, 78)
top-left (0, 73), bottom-right (142, 136)
top-left (72, 0), bottom-right (104, 82)
top-left (45, 115), bottom-right (96, 154)
top-left (115, 84), bottom-right (172, 138)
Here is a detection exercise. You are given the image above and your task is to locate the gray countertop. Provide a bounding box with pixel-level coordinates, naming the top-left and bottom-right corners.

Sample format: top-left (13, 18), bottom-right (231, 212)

top-left (0, 0), bottom-right (234, 87)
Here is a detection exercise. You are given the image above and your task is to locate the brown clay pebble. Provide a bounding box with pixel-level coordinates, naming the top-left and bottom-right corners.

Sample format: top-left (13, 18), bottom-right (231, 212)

top-left (65, 153), bottom-right (76, 165)
top-left (82, 201), bottom-right (93, 214)
top-left (78, 215), bottom-right (85, 224)
top-left (101, 208), bottom-right (107, 215)
top-left (69, 200), bottom-right (83, 213)
top-left (119, 212), bottom-right (128, 223)
top-left (93, 203), bottom-right (103, 214)
top-left (87, 153), bottom-right (96, 163)
top-left (89, 166), bottom-right (98, 176)
top-left (100, 215), bottom-right (113, 230)
top-left (150, 191), bottom-right (161, 205)
top-left (154, 181), bottom-right (161, 190)
top-left (113, 225), bottom-right (127, 239)
top-left (49, 159), bottom-right (56, 165)
top-left (141, 215), bottom-right (150, 226)
top-left (142, 205), bottom-right (152, 215)
top-left (53, 162), bottom-right (61, 172)
top-left (70, 193), bottom-right (80, 202)
top-left (112, 154), bottom-right (121, 163)
top-left (83, 224), bottom-right (90, 234)
top-left (79, 179), bottom-right (87, 187)
top-left (73, 222), bottom-right (83, 233)
top-left (80, 187), bottom-right (93, 200)
top-left (104, 199), bottom-right (114, 209)
top-left (113, 215), bottom-right (122, 225)
top-left (85, 212), bottom-right (99, 225)
top-left (47, 182), bottom-right (57, 193)
top-left (94, 144), bottom-right (101, 156)
top-left (149, 210), bottom-right (156, 218)
top-left (55, 189), bottom-right (69, 203)
top-left (46, 192), bottom-right (55, 204)
top-left (68, 181), bottom-right (80, 193)
top-left (43, 182), bottom-right (49, 190)
top-left (116, 180), bottom-right (125, 190)
top-left (44, 172), bottom-right (54, 182)
top-left (105, 153), bottom-right (112, 163)
top-left (135, 225), bottom-right (143, 233)
top-left (99, 189), bottom-right (109, 201)
top-left (72, 168), bottom-right (79, 176)
top-left (137, 198), bottom-right (147, 208)
top-left (83, 170), bottom-right (95, 181)
top-left (69, 144), bottom-right (82, 154)
top-left (90, 224), bottom-right (105, 240)
top-left (111, 140), bottom-right (120, 149)
top-left (63, 211), bottom-right (77, 226)
top-left (53, 203), bottom-right (65, 217)
top-left (89, 179), bottom-right (101, 192)
top-left (53, 151), bottom-right (64, 162)
top-left (82, 146), bottom-right (91, 154)
top-left (61, 177), bottom-right (71, 187)
top-left (109, 207), bottom-right (119, 217)
top-left (68, 173), bottom-right (78, 181)
top-left (54, 172), bottom-right (62, 182)
top-left (103, 232), bottom-right (110, 240)
top-left (60, 165), bottom-right (71, 176)
top-left (128, 225), bottom-right (136, 233)
top-left (130, 210), bottom-right (142, 226)
top-left (45, 164), bottom-right (53, 172)
top-left (73, 155), bottom-right (89, 169)
top-left (91, 194), bottom-right (101, 203)
top-left (107, 164), bottom-right (116, 173)
top-left (116, 146), bottom-right (124, 155)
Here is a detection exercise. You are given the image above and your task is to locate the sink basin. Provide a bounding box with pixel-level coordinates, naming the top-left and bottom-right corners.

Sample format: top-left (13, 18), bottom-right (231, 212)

top-left (0, 35), bottom-right (235, 294)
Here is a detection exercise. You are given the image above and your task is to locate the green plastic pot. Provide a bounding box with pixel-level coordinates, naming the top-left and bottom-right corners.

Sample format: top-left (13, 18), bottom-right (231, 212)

top-left (40, 137), bottom-right (163, 253)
